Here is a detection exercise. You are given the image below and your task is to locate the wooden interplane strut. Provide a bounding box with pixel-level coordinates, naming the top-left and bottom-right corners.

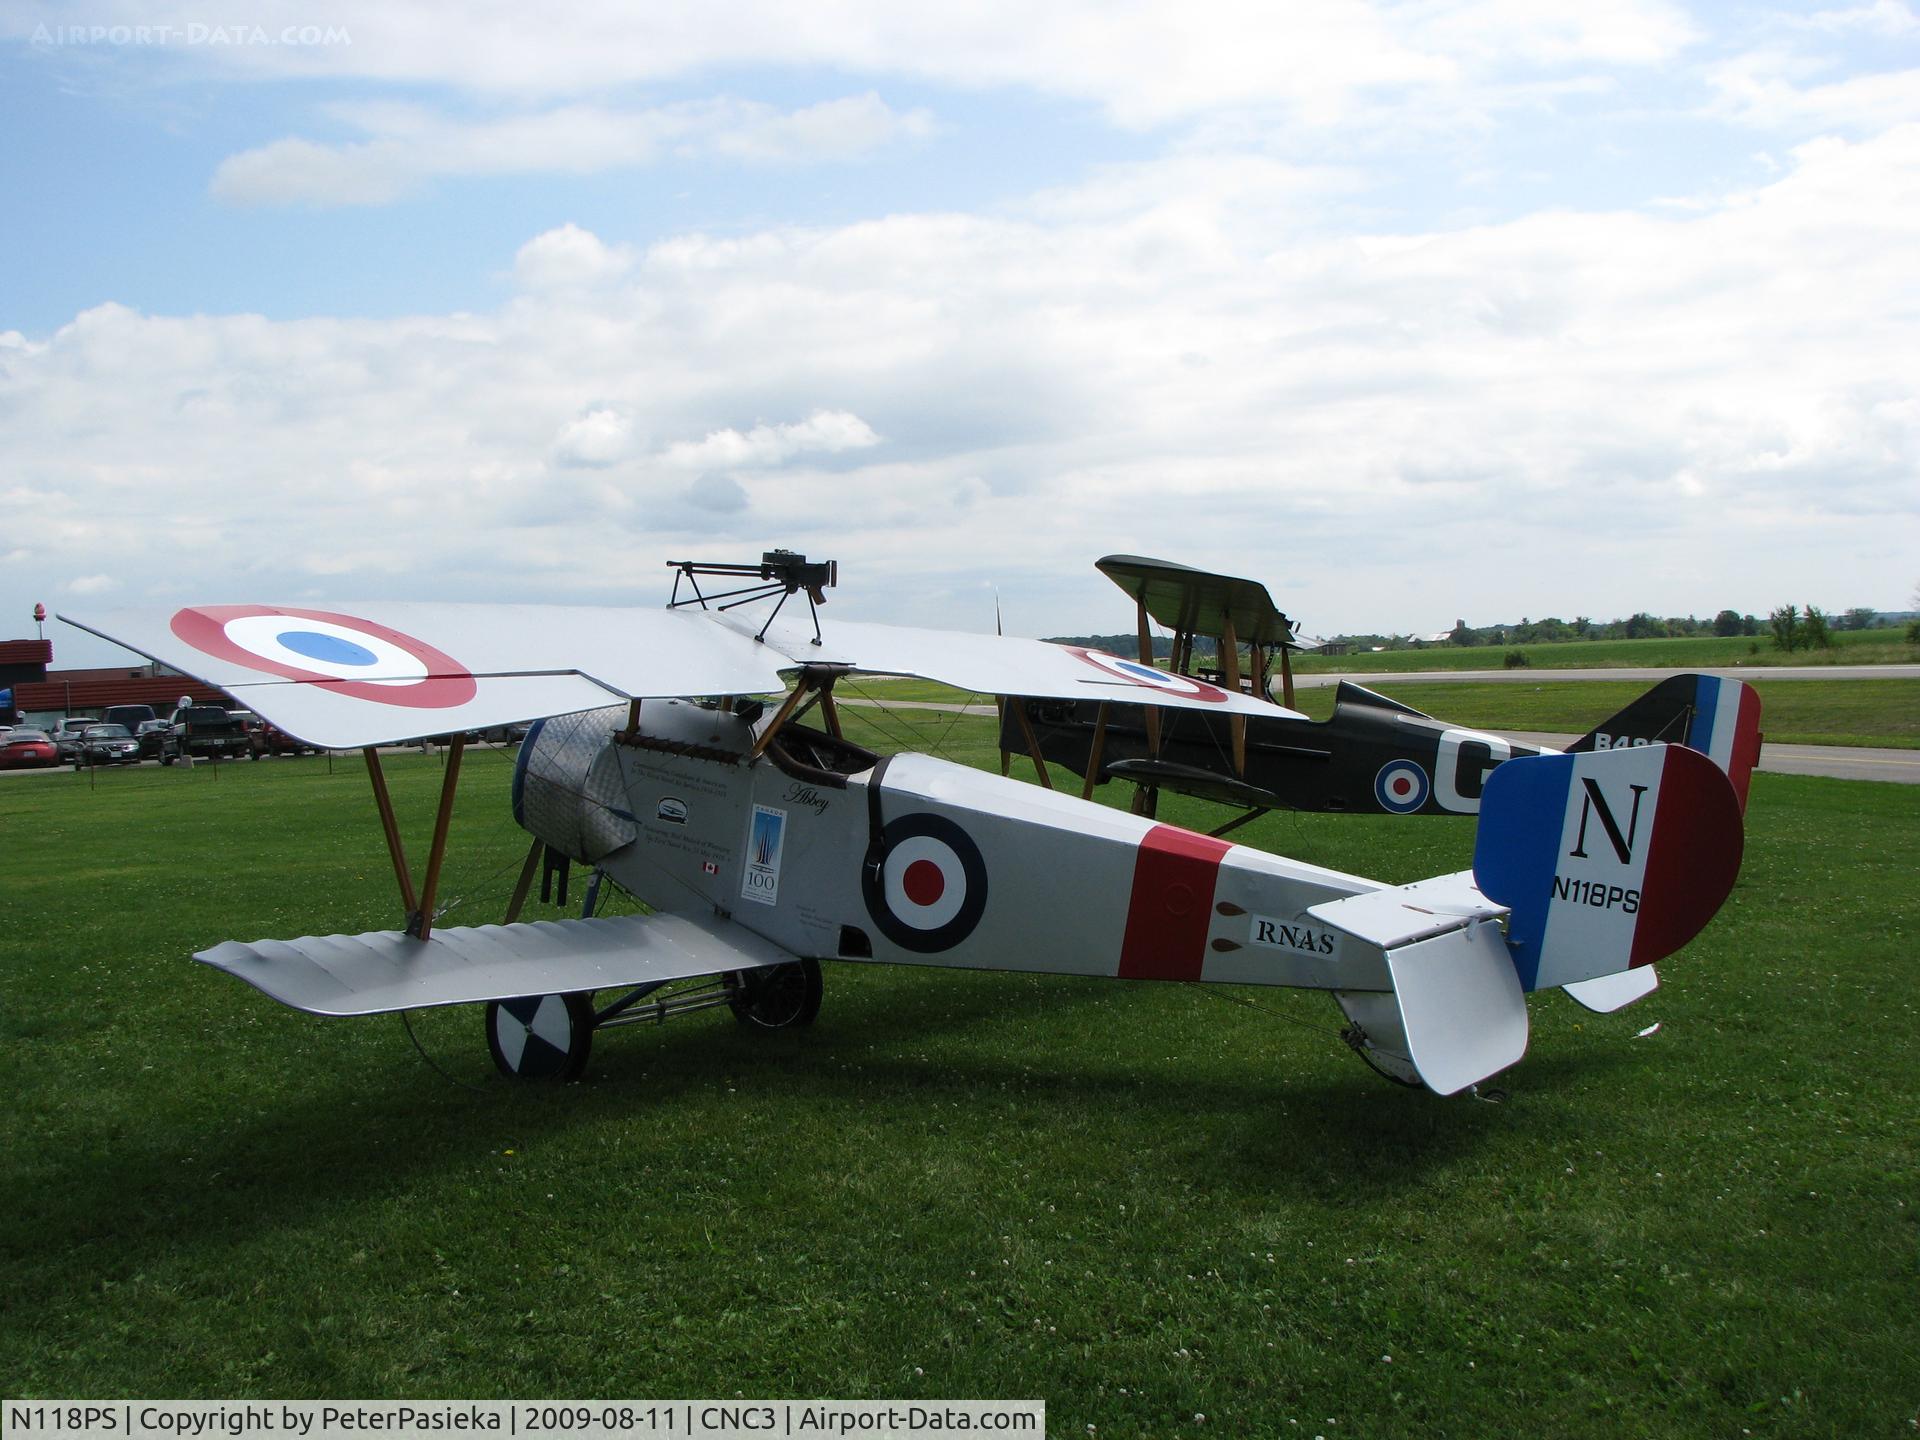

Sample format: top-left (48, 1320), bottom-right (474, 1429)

top-left (362, 737), bottom-right (467, 943)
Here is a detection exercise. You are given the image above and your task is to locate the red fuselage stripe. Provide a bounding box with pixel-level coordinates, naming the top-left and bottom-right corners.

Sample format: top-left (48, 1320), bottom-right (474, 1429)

top-left (1118, 826), bottom-right (1232, 981)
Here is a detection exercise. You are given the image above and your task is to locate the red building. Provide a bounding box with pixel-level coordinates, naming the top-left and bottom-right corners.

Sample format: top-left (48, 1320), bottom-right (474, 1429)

top-left (1, 636), bottom-right (235, 724)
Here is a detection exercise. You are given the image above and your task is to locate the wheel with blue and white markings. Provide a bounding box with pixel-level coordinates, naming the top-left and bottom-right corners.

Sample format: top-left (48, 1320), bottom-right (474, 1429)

top-left (485, 991), bottom-right (595, 1081)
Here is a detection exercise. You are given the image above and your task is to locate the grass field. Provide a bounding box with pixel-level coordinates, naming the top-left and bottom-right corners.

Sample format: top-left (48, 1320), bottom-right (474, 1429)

top-left (1290, 627), bottom-right (1916, 673)
top-left (2, 727), bottom-right (1915, 1436)
top-left (845, 674), bottom-right (1920, 750)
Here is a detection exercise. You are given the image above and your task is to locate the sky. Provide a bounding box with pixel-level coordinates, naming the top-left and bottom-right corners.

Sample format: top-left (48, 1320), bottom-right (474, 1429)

top-left (2, 0), bottom-right (1917, 668)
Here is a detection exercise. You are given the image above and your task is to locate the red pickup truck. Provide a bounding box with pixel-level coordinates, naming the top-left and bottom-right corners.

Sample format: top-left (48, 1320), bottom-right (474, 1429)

top-left (249, 718), bottom-right (318, 758)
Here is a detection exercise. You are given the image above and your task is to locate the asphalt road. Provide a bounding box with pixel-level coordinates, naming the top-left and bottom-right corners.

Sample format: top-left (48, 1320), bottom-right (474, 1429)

top-left (1504, 732), bottom-right (1919, 787)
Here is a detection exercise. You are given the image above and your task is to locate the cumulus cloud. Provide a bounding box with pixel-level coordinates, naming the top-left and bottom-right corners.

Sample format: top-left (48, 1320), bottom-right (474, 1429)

top-left (17, 0), bottom-right (1693, 129)
top-left (208, 136), bottom-right (412, 208)
top-left (701, 93), bottom-right (939, 163)
top-left (552, 407), bottom-right (636, 468)
top-left (661, 412), bottom-right (881, 471)
top-left (1707, 49), bottom-right (1920, 131)
top-left (9, 126), bottom-right (1919, 639)
top-left (514, 224), bottom-right (634, 292)
top-left (1411, 0), bottom-right (1697, 67)
top-left (1800, 1), bottom-right (1919, 36)
top-left (210, 94), bottom-right (937, 206)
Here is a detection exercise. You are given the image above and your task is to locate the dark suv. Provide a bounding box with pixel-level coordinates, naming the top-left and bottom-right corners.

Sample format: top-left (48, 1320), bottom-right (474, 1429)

top-left (162, 704), bottom-right (251, 763)
top-left (103, 703), bottom-right (157, 732)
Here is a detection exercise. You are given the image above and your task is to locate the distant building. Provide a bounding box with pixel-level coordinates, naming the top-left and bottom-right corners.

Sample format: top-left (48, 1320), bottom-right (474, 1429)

top-left (0, 636), bottom-right (234, 726)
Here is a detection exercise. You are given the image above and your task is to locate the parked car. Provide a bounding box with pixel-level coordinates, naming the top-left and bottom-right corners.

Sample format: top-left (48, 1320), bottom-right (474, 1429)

top-left (135, 718), bottom-right (173, 760)
top-left (249, 719), bottom-right (315, 758)
top-left (54, 716), bottom-right (103, 764)
top-left (75, 723), bottom-right (142, 767)
top-left (0, 728), bottom-right (59, 769)
top-left (161, 704), bottom-right (251, 763)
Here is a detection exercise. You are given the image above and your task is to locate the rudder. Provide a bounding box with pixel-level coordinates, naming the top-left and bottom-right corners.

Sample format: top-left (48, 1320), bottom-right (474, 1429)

top-left (1472, 746), bottom-right (1743, 991)
top-left (1568, 674), bottom-right (1763, 812)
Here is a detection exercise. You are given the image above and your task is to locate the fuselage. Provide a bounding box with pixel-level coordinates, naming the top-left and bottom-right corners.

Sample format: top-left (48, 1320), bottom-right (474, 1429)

top-left (1009, 685), bottom-right (1551, 816)
top-left (516, 699), bottom-right (1400, 995)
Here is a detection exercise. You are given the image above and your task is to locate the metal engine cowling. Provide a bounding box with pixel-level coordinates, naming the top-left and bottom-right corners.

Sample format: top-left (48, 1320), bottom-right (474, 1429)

top-left (511, 706), bottom-right (637, 864)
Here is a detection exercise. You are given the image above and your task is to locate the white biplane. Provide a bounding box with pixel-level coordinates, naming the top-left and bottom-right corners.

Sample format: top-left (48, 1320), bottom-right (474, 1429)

top-left (64, 552), bottom-right (1753, 1095)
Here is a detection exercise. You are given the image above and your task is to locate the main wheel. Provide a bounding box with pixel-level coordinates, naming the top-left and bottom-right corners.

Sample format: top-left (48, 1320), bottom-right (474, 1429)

top-left (485, 992), bottom-right (595, 1080)
top-left (727, 960), bottom-right (823, 1030)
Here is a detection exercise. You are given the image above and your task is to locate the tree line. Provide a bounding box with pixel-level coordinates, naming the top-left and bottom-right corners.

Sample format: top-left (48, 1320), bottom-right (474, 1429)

top-left (1051, 605), bottom-right (1913, 657)
top-left (1418, 605), bottom-right (1894, 651)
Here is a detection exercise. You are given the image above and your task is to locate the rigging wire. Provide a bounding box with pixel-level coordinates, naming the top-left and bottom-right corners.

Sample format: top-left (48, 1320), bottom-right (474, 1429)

top-left (399, 1009), bottom-right (490, 1093)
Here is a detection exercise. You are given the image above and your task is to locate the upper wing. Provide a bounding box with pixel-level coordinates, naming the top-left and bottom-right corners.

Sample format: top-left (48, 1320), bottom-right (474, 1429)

top-left (733, 612), bottom-right (1299, 719)
top-left (1096, 554), bottom-right (1296, 649)
top-left (60, 602), bottom-right (793, 749)
top-left (196, 909), bottom-right (796, 1017)
top-left (63, 582), bottom-right (1298, 750)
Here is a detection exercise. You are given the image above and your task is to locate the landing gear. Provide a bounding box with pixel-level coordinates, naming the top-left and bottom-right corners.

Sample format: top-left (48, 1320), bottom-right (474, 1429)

top-left (481, 963), bottom-right (822, 1080)
top-left (728, 960), bottom-right (823, 1030)
top-left (485, 991), bottom-right (595, 1080)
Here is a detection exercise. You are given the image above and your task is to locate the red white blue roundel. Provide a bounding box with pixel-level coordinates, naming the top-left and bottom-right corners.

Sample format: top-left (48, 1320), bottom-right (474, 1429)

top-left (1066, 647), bottom-right (1232, 703)
top-left (1374, 759), bottom-right (1430, 814)
top-left (861, 813), bottom-right (989, 953)
top-left (168, 605), bottom-right (478, 708)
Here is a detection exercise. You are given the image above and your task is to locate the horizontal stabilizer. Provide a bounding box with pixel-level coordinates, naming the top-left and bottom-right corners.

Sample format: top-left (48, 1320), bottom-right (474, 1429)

top-left (1330, 681), bottom-right (1435, 720)
top-left (1315, 882), bottom-right (1524, 1094)
top-left (1308, 870), bottom-right (1505, 949)
top-left (195, 910), bottom-right (796, 1017)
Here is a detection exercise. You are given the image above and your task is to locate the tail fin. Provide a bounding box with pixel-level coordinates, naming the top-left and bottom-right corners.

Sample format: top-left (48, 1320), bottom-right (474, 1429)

top-left (1307, 743), bottom-right (1744, 1092)
top-left (1567, 674), bottom-right (1764, 812)
top-left (1473, 745), bottom-right (1743, 992)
